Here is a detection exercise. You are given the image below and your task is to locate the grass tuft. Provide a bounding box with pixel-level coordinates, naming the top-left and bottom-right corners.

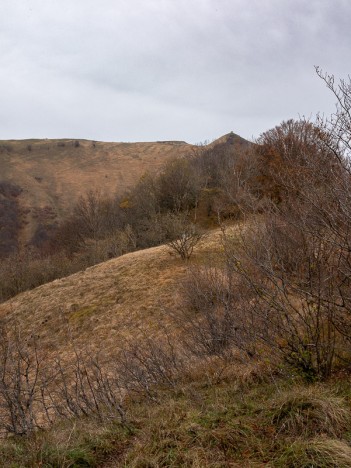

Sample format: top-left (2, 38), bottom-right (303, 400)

top-left (271, 386), bottom-right (349, 438)
top-left (276, 438), bottom-right (351, 467)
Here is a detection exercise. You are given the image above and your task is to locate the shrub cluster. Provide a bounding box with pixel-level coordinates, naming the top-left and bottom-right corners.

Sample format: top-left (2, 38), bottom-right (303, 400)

top-left (175, 73), bottom-right (351, 379)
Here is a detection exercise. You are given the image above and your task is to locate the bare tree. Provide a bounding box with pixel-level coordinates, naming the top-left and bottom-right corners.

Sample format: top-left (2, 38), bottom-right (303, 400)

top-left (315, 67), bottom-right (351, 170)
top-left (73, 190), bottom-right (117, 242)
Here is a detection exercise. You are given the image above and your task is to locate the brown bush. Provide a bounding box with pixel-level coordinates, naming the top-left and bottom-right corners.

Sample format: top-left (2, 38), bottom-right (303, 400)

top-left (164, 213), bottom-right (204, 260)
top-left (223, 117), bottom-right (351, 379)
top-left (172, 265), bottom-right (255, 359)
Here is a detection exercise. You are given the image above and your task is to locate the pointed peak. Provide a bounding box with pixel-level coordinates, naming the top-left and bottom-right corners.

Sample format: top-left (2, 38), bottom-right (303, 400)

top-left (208, 132), bottom-right (250, 147)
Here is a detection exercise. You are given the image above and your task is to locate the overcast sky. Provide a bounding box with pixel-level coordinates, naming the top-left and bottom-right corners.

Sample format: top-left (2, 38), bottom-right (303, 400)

top-left (0, 0), bottom-right (350, 143)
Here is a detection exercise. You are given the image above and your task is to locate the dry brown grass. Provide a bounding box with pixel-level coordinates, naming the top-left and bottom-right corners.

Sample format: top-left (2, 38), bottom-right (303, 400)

top-left (276, 438), bottom-right (351, 467)
top-left (0, 138), bottom-right (195, 244)
top-left (0, 227), bottom-right (229, 363)
top-left (271, 386), bottom-right (350, 438)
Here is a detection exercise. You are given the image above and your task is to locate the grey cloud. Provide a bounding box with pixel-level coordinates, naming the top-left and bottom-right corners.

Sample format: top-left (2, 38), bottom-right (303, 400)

top-left (0, 0), bottom-right (350, 142)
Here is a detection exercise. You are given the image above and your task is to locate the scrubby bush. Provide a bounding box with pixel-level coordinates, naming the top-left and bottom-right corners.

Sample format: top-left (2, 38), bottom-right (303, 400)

top-left (174, 266), bottom-right (244, 356)
top-left (0, 324), bottom-right (127, 436)
top-left (164, 213), bottom-right (204, 260)
top-left (222, 130), bottom-right (351, 379)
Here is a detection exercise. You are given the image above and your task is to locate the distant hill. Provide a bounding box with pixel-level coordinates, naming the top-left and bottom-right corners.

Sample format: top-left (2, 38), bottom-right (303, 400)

top-left (0, 138), bottom-right (196, 253)
top-left (0, 134), bottom-right (251, 256)
top-left (0, 134), bottom-right (250, 255)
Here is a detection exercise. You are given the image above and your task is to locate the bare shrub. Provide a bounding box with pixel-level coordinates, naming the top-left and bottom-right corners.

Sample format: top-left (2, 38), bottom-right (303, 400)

top-left (174, 266), bottom-right (251, 358)
top-left (117, 333), bottom-right (183, 402)
top-left (0, 323), bottom-right (129, 435)
top-left (164, 213), bottom-right (204, 260)
top-left (222, 121), bottom-right (351, 379)
top-left (224, 209), bottom-right (346, 380)
top-left (46, 351), bottom-right (126, 424)
top-left (0, 325), bottom-right (45, 435)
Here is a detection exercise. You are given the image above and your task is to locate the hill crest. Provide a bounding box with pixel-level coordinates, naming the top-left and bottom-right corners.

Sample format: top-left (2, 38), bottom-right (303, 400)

top-left (0, 138), bottom-right (195, 252)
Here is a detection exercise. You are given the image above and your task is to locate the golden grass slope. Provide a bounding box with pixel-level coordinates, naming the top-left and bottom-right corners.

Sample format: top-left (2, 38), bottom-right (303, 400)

top-left (0, 138), bottom-right (194, 243)
top-left (0, 227), bottom-right (224, 360)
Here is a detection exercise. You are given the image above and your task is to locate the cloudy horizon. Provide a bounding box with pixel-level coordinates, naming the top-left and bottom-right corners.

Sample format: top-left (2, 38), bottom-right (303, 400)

top-left (0, 0), bottom-right (350, 144)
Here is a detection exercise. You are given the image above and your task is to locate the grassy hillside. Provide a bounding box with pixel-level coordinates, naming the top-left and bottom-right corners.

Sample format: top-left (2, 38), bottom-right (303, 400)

top-left (0, 138), bottom-right (195, 250)
top-left (2, 117), bottom-right (351, 465)
top-left (1, 224), bottom-right (351, 467)
top-left (0, 227), bottom-right (224, 359)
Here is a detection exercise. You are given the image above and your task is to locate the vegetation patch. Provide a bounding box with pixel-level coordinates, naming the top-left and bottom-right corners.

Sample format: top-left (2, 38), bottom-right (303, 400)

top-left (70, 305), bottom-right (97, 322)
top-left (271, 386), bottom-right (350, 438)
top-left (275, 438), bottom-right (351, 468)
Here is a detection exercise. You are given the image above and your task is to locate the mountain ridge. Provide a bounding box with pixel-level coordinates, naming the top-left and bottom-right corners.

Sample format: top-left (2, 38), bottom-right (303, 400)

top-left (0, 133), bottom-right (249, 254)
top-left (0, 138), bottom-right (195, 253)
